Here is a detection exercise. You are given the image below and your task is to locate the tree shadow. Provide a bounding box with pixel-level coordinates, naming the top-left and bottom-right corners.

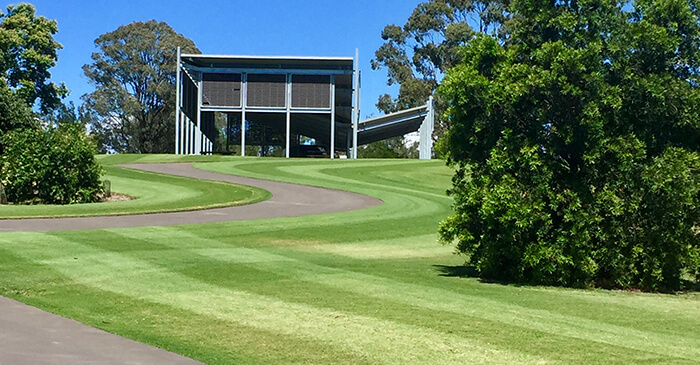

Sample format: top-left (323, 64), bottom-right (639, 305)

top-left (433, 264), bottom-right (479, 278)
top-left (433, 264), bottom-right (522, 286)
top-left (434, 265), bottom-right (700, 293)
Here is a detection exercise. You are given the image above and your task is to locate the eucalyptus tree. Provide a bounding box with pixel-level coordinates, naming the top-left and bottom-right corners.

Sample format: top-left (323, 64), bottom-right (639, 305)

top-left (370, 1), bottom-right (508, 155)
top-left (83, 21), bottom-right (199, 153)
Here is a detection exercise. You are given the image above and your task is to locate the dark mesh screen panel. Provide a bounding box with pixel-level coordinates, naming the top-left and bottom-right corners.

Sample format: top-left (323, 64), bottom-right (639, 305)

top-left (247, 74), bottom-right (286, 108)
top-left (181, 72), bottom-right (198, 122)
top-left (292, 75), bottom-right (330, 108)
top-left (202, 73), bottom-right (241, 107)
top-left (200, 111), bottom-right (216, 142)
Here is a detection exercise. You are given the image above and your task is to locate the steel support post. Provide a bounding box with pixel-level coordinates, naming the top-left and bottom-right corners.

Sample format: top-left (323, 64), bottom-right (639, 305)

top-left (286, 73), bottom-right (291, 158)
top-left (175, 47), bottom-right (181, 154)
top-left (330, 75), bottom-right (336, 159)
top-left (196, 72), bottom-right (203, 155)
top-left (352, 48), bottom-right (359, 159)
top-left (241, 73), bottom-right (247, 157)
top-left (184, 116), bottom-right (189, 154)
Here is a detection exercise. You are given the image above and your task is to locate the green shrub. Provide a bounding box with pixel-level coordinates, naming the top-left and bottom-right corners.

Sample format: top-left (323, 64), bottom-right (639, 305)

top-left (0, 124), bottom-right (104, 204)
top-left (438, 1), bottom-right (700, 291)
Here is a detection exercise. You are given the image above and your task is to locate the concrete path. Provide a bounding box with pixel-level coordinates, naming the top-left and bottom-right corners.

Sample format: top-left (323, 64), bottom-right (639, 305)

top-left (0, 163), bottom-right (382, 232)
top-left (0, 296), bottom-right (203, 365)
top-left (0, 163), bottom-right (382, 364)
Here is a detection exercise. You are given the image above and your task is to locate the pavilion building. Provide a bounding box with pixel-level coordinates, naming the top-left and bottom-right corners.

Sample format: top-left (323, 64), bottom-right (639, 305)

top-left (174, 49), bottom-right (434, 159)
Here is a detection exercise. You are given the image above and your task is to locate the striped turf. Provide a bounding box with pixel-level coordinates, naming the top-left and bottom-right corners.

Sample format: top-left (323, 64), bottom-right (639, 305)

top-left (0, 156), bottom-right (698, 364)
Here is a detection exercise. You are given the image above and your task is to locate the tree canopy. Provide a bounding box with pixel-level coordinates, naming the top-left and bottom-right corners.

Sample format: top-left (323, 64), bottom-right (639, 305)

top-left (371, 0), bottom-right (508, 148)
top-left (439, 0), bottom-right (700, 291)
top-left (0, 3), bottom-right (67, 113)
top-left (82, 20), bottom-right (199, 153)
top-left (0, 81), bottom-right (35, 135)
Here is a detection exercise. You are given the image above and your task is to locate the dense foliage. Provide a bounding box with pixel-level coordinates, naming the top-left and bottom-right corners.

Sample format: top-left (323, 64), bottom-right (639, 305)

top-left (0, 3), bottom-right (67, 113)
top-left (0, 3), bottom-right (66, 137)
top-left (82, 20), bottom-right (199, 153)
top-left (0, 81), bottom-right (36, 135)
top-left (439, 0), bottom-right (700, 291)
top-left (0, 124), bottom-right (103, 204)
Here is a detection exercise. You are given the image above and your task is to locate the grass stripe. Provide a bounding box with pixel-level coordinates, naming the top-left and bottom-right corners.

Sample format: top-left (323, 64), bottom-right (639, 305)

top-left (8, 232), bottom-right (541, 365)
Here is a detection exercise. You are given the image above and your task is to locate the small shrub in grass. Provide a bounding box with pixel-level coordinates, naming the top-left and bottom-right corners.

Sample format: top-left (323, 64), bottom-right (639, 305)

top-left (0, 124), bottom-right (103, 204)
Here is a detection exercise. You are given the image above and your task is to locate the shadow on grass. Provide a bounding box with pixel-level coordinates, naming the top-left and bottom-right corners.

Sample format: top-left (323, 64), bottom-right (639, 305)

top-left (433, 264), bottom-right (523, 286)
top-left (434, 264), bottom-right (700, 293)
top-left (433, 265), bottom-right (479, 278)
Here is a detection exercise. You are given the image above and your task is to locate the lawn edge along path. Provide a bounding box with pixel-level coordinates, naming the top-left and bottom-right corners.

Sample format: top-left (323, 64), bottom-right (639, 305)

top-left (0, 163), bottom-right (382, 232)
top-left (0, 164), bottom-right (270, 219)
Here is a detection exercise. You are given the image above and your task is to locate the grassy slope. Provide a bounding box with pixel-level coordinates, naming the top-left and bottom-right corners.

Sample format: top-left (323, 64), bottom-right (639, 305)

top-left (0, 156), bottom-right (698, 364)
top-left (0, 158), bottom-right (270, 218)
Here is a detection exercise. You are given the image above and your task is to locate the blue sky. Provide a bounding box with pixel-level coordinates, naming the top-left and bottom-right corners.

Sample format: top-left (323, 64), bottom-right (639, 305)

top-left (18, 0), bottom-right (422, 118)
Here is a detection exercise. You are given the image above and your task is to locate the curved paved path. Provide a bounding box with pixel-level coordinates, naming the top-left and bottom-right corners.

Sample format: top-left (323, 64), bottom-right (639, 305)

top-left (0, 296), bottom-right (203, 365)
top-left (0, 163), bottom-right (382, 232)
top-left (0, 163), bottom-right (382, 364)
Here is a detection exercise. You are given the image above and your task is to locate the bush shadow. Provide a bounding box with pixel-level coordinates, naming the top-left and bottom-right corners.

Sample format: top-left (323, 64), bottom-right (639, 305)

top-left (434, 265), bottom-right (700, 293)
top-left (433, 264), bottom-right (524, 286)
top-left (433, 264), bottom-right (479, 278)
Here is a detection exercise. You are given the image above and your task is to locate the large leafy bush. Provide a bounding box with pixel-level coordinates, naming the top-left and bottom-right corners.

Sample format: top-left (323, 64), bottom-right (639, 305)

top-left (439, 0), bottom-right (700, 291)
top-left (0, 124), bottom-right (103, 204)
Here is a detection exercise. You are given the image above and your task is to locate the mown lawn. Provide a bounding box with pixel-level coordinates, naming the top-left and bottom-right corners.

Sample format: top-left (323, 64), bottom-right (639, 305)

top-left (0, 160), bottom-right (269, 218)
top-left (0, 155), bottom-right (698, 364)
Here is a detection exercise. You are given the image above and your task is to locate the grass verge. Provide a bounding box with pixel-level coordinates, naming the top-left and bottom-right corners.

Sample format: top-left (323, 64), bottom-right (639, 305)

top-left (0, 162), bottom-right (270, 219)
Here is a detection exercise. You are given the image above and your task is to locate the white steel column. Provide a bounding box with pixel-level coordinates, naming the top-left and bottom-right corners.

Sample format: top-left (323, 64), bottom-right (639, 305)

top-left (178, 113), bottom-right (183, 154)
top-left (286, 73), bottom-right (291, 158)
top-left (188, 119), bottom-right (193, 154)
top-left (184, 116), bottom-right (189, 154)
top-left (330, 75), bottom-right (336, 159)
top-left (196, 72), bottom-right (203, 155)
top-left (241, 73), bottom-right (247, 157)
top-left (175, 47), bottom-right (181, 154)
top-left (352, 48), bottom-right (359, 159)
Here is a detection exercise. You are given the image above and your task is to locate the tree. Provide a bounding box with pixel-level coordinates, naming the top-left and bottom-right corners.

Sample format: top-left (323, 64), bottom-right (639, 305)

top-left (82, 20), bottom-right (199, 153)
top-left (438, 0), bottom-right (700, 291)
top-left (0, 3), bottom-right (67, 113)
top-left (371, 0), bottom-right (508, 145)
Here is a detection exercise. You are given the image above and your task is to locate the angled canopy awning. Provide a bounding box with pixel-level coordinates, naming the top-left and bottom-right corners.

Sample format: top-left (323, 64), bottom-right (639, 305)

top-left (357, 105), bottom-right (429, 145)
top-left (356, 98), bottom-right (435, 159)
